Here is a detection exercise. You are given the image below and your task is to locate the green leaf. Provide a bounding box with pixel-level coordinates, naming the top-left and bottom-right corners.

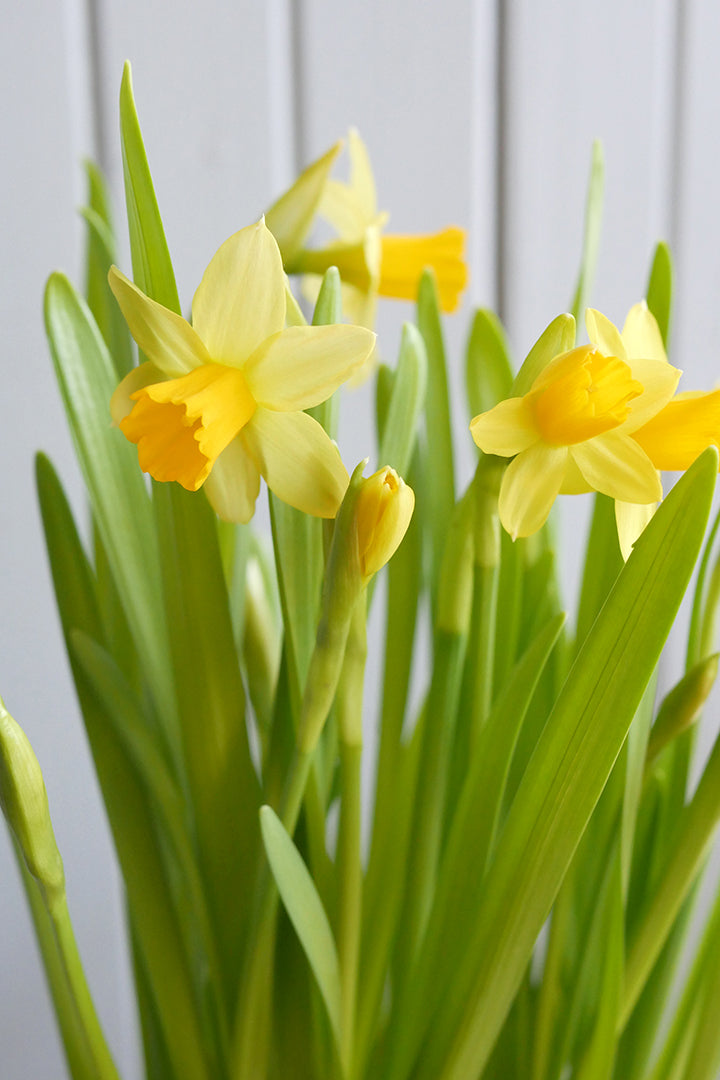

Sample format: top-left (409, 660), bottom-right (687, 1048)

top-left (378, 322), bottom-right (427, 476)
top-left (417, 270), bottom-right (455, 597)
top-left (81, 160), bottom-right (133, 378)
top-left (35, 453), bottom-right (210, 1080)
top-left (646, 655), bottom-right (719, 769)
top-left (465, 307), bottom-right (514, 420)
top-left (309, 267), bottom-right (343, 437)
top-left (409, 447), bottom-right (717, 1080)
top-left (646, 241), bottom-right (673, 350)
top-left (511, 313), bottom-right (576, 398)
top-left (43, 276), bottom-right (176, 734)
top-left (575, 493), bottom-right (622, 650)
top-left (570, 140), bottom-right (604, 323)
top-left (259, 805), bottom-right (343, 1049)
top-left (119, 60), bottom-right (180, 312)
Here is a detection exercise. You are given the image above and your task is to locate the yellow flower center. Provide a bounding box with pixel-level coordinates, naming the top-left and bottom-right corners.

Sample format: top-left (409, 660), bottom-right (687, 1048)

top-left (379, 228), bottom-right (467, 312)
top-left (120, 363), bottom-right (257, 491)
top-left (531, 345), bottom-right (643, 446)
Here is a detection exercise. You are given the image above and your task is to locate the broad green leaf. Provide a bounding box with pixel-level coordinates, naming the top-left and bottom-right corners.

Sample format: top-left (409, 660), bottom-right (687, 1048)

top-left (465, 307), bottom-right (514, 421)
top-left (512, 313), bottom-right (576, 397)
top-left (35, 453), bottom-right (210, 1080)
top-left (259, 805), bottom-right (343, 1049)
top-left (418, 269), bottom-right (455, 595)
top-left (378, 322), bottom-right (427, 476)
top-left (575, 493), bottom-right (622, 650)
top-left (153, 482), bottom-right (261, 1002)
top-left (407, 447), bottom-right (717, 1080)
top-left (570, 140), bottom-right (604, 323)
top-left (43, 277), bottom-right (176, 735)
top-left (646, 241), bottom-right (673, 350)
top-left (119, 61), bottom-right (180, 311)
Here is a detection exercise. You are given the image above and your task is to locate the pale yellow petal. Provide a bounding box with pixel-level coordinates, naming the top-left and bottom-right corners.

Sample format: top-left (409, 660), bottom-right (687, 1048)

top-left (470, 397), bottom-right (538, 457)
top-left (265, 140), bottom-right (344, 264)
top-left (319, 179), bottom-right (369, 242)
top-left (244, 325), bottom-right (376, 410)
top-left (110, 361), bottom-right (166, 426)
top-left (203, 436), bottom-right (261, 523)
top-left (191, 220), bottom-right (286, 366)
top-left (615, 500), bottom-right (658, 561)
top-left (498, 445), bottom-right (568, 539)
top-left (585, 308), bottom-right (627, 361)
top-left (243, 407), bottom-right (349, 518)
top-left (622, 356), bottom-right (682, 432)
top-left (108, 267), bottom-right (210, 376)
top-left (559, 455), bottom-right (593, 494)
top-left (571, 432), bottom-right (662, 503)
top-left (348, 128), bottom-right (378, 222)
top-left (622, 301), bottom-right (667, 363)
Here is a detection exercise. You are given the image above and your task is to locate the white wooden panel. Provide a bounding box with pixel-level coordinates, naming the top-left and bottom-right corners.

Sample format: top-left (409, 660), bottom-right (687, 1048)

top-left (0, 2), bottom-right (131, 1077)
top-left (501, 0), bottom-right (679, 606)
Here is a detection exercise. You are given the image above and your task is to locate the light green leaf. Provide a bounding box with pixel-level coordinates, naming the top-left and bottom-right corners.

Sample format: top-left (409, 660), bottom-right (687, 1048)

top-left (259, 805), bottom-right (343, 1049)
top-left (511, 313), bottom-right (576, 397)
top-left (309, 267), bottom-right (343, 437)
top-left (119, 60), bottom-right (180, 312)
top-left (378, 322), bottom-right (427, 476)
top-left (465, 307), bottom-right (514, 420)
top-left (43, 276), bottom-right (176, 733)
top-left (570, 140), bottom-right (604, 323)
top-left (646, 241), bottom-right (673, 350)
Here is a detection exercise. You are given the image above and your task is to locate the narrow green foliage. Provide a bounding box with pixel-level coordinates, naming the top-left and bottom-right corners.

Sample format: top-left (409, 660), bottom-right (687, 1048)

top-left (646, 655), bottom-right (719, 769)
top-left (260, 806), bottom-right (343, 1052)
top-left (646, 241), bottom-right (673, 349)
top-left (570, 140), bottom-right (604, 323)
top-left (465, 307), bottom-right (514, 420)
top-left (378, 322), bottom-right (427, 476)
top-left (512, 313), bottom-right (576, 397)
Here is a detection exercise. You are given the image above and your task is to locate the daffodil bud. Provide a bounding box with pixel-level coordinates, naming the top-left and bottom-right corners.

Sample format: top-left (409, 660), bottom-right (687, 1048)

top-left (0, 698), bottom-right (64, 900)
top-left (354, 466), bottom-right (415, 580)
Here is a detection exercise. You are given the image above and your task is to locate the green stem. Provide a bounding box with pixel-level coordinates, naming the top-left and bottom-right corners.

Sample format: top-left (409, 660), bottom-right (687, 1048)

top-left (45, 887), bottom-right (121, 1080)
top-left (335, 600), bottom-right (367, 1077)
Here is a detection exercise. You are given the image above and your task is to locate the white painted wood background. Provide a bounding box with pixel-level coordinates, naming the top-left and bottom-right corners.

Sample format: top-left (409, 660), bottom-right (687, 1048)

top-left (2, 0), bottom-right (719, 1075)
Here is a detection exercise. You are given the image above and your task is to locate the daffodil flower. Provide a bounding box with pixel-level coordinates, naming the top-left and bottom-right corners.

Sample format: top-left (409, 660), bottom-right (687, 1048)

top-left (605, 303), bottom-right (720, 556)
top-left (470, 305), bottom-right (680, 540)
top-left (109, 220), bottom-right (375, 522)
top-left (284, 129), bottom-right (467, 329)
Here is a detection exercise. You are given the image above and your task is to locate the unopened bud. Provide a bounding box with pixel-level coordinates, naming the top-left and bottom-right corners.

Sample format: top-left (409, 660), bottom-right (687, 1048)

top-left (0, 697), bottom-right (64, 899)
top-left (354, 466), bottom-right (415, 579)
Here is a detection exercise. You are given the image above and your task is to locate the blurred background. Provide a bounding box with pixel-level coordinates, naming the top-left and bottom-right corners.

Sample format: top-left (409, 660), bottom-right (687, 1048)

top-left (2, 0), bottom-right (719, 1074)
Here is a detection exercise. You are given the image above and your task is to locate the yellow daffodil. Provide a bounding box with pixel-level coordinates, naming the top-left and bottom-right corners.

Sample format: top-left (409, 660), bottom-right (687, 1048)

top-left (109, 220), bottom-right (375, 522)
top-left (284, 129), bottom-right (467, 329)
top-left (606, 303), bottom-right (720, 557)
top-left (470, 305), bottom-right (681, 540)
top-left (354, 465), bottom-right (415, 579)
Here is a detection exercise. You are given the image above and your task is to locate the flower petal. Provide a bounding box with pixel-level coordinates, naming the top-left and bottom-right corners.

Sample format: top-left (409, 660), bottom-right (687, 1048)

top-left (110, 361), bottom-right (167, 425)
top-left (571, 432), bottom-right (662, 503)
top-left (559, 455), bottom-right (593, 494)
top-left (498, 445), bottom-right (568, 539)
top-left (470, 397), bottom-right (538, 457)
top-left (265, 140), bottom-right (343, 264)
top-left (109, 268), bottom-right (210, 376)
top-left (320, 180), bottom-right (370, 242)
top-left (191, 220), bottom-right (286, 366)
top-left (348, 128), bottom-right (378, 223)
top-left (586, 308), bottom-right (627, 361)
top-left (632, 391), bottom-right (720, 470)
top-left (615, 500), bottom-right (658, 561)
top-left (622, 356), bottom-right (681, 431)
top-left (243, 325), bottom-right (376, 409)
top-left (243, 408), bottom-right (349, 518)
top-left (203, 436), bottom-right (261, 523)
top-left (622, 301), bottom-right (667, 363)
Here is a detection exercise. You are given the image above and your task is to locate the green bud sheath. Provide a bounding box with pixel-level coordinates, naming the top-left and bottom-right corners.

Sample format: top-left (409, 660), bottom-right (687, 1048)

top-left (0, 697), bottom-right (65, 901)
